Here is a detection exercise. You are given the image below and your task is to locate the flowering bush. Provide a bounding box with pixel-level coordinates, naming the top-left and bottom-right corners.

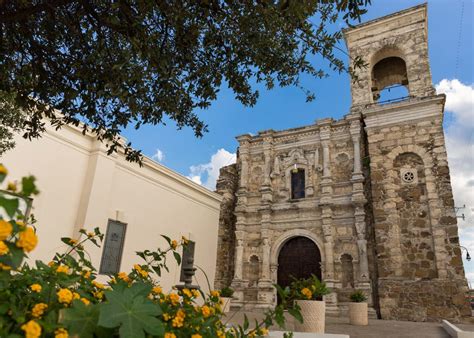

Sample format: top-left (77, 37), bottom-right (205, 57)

top-left (289, 274), bottom-right (330, 301)
top-left (0, 164), bottom-right (300, 337)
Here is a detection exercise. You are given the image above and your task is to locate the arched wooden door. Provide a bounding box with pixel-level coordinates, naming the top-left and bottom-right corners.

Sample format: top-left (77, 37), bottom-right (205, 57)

top-left (277, 236), bottom-right (322, 292)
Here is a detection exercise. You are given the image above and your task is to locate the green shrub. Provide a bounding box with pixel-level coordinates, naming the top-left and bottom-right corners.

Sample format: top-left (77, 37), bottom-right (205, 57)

top-left (220, 287), bottom-right (234, 298)
top-left (350, 290), bottom-right (367, 303)
top-left (289, 274), bottom-right (330, 301)
top-left (0, 164), bottom-right (302, 337)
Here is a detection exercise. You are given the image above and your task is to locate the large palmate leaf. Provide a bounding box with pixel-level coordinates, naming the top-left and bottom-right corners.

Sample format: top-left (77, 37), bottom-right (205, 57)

top-left (98, 283), bottom-right (164, 338)
top-left (62, 301), bottom-right (104, 338)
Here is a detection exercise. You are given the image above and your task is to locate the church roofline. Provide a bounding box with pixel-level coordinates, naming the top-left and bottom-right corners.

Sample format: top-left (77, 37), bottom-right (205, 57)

top-left (343, 3), bottom-right (427, 37)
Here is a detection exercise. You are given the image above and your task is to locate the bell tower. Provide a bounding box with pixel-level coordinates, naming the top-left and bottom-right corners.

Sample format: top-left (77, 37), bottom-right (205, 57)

top-left (344, 4), bottom-right (436, 106)
top-left (343, 4), bottom-right (471, 321)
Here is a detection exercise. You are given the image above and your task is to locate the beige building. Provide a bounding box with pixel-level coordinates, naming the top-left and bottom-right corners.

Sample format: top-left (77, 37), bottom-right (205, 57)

top-left (1, 123), bottom-right (222, 291)
top-left (214, 4), bottom-right (471, 322)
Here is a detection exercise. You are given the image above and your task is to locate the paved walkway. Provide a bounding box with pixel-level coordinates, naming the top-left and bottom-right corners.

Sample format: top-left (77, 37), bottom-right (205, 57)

top-left (223, 310), bottom-right (474, 338)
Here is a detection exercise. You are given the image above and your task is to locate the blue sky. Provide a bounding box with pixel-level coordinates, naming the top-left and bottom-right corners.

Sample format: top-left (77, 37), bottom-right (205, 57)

top-left (122, 1), bottom-right (474, 283)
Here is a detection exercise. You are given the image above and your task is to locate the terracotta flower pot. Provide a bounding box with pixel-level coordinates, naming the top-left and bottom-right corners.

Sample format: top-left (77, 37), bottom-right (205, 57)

top-left (349, 302), bottom-right (368, 326)
top-left (220, 297), bottom-right (232, 313)
top-left (294, 300), bottom-right (325, 333)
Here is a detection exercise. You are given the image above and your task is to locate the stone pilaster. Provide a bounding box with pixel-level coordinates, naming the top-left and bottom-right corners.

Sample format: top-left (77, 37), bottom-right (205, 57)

top-left (354, 206), bottom-right (369, 281)
top-left (231, 230), bottom-right (247, 308)
top-left (257, 228), bottom-right (274, 308)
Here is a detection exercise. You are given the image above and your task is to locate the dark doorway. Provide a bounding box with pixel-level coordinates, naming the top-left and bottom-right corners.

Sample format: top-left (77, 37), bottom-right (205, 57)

top-left (277, 236), bottom-right (322, 301)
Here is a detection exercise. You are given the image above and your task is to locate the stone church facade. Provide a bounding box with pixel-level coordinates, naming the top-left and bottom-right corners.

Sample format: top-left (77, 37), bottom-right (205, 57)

top-left (214, 4), bottom-right (471, 321)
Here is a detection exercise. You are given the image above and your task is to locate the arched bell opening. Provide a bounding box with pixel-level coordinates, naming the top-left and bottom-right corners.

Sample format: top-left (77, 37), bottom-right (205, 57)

top-left (371, 55), bottom-right (410, 103)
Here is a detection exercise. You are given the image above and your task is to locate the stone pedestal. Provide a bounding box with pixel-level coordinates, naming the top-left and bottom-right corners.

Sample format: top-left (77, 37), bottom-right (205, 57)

top-left (324, 280), bottom-right (340, 317)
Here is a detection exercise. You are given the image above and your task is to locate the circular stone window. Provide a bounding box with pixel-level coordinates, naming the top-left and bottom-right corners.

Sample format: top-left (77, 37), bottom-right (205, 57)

top-left (400, 168), bottom-right (418, 184)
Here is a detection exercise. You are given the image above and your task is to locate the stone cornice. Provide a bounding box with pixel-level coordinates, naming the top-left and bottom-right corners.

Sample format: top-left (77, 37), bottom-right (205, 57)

top-left (343, 3), bottom-right (427, 42)
top-left (363, 95), bottom-right (445, 129)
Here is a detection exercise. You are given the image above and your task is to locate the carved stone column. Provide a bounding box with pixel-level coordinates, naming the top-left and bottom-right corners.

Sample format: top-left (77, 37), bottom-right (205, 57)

top-left (321, 207), bottom-right (335, 280)
top-left (350, 120), bottom-right (364, 181)
top-left (233, 231), bottom-right (245, 280)
top-left (354, 206), bottom-right (369, 281)
top-left (322, 141), bottom-right (331, 178)
top-left (231, 230), bottom-right (247, 308)
top-left (257, 229), bottom-right (274, 308)
top-left (236, 134), bottom-right (252, 191)
top-left (321, 206), bottom-right (339, 315)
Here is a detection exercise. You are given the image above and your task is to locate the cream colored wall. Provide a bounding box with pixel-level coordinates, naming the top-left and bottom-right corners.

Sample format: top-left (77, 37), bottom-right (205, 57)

top-left (1, 124), bottom-right (222, 292)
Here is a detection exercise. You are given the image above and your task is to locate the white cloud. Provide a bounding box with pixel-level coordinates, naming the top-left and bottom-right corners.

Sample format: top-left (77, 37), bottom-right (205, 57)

top-left (188, 148), bottom-right (236, 190)
top-left (151, 148), bottom-right (165, 162)
top-left (436, 79), bottom-right (474, 284)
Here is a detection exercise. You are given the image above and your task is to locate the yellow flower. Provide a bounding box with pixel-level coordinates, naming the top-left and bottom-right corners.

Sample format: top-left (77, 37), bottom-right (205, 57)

top-left (0, 220), bottom-right (13, 240)
top-left (301, 287), bottom-right (312, 300)
top-left (182, 288), bottom-right (192, 298)
top-left (118, 272), bottom-right (131, 283)
top-left (201, 305), bottom-right (211, 318)
top-left (210, 290), bottom-right (220, 298)
top-left (171, 240), bottom-right (178, 250)
top-left (56, 265), bottom-right (69, 274)
top-left (31, 303), bottom-right (48, 318)
top-left (0, 164), bottom-right (8, 175)
top-left (192, 289), bottom-right (200, 298)
top-left (73, 292), bottom-right (80, 300)
top-left (57, 288), bottom-right (73, 304)
top-left (0, 262), bottom-right (11, 270)
top-left (260, 327), bottom-right (269, 336)
top-left (92, 280), bottom-right (105, 289)
top-left (16, 226), bottom-right (38, 252)
top-left (68, 238), bottom-right (77, 245)
top-left (82, 270), bottom-right (91, 279)
top-left (7, 181), bottom-right (17, 192)
top-left (152, 286), bottom-right (162, 294)
top-left (191, 335), bottom-right (202, 338)
top-left (164, 333), bottom-right (176, 338)
top-left (80, 297), bottom-right (90, 305)
top-left (163, 313), bottom-right (170, 321)
top-left (87, 232), bottom-right (95, 238)
top-left (169, 293), bottom-right (180, 305)
top-left (55, 327), bottom-right (69, 338)
top-left (133, 264), bottom-right (149, 278)
top-left (30, 284), bottom-right (42, 293)
top-left (0, 240), bottom-right (9, 255)
top-left (93, 290), bottom-right (104, 300)
top-left (48, 261), bottom-right (56, 268)
top-left (21, 320), bottom-right (42, 338)
top-left (172, 310), bottom-right (185, 328)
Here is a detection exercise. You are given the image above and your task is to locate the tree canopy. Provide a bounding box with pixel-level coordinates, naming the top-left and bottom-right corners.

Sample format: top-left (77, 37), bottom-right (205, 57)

top-left (0, 0), bottom-right (370, 162)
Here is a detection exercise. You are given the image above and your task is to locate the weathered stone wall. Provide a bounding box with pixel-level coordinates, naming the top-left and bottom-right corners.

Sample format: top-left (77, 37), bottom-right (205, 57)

top-left (213, 164), bottom-right (238, 290)
top-left (378, 279), bottom-right (470, 322)
top-left (363, 97), bottom-right (471, 321)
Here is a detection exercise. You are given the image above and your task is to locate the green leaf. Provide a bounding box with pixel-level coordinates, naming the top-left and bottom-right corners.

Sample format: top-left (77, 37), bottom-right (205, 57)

top-left (21, 176), bottom-right (39, 196)
top-left (98, 283), bottom-right (164, 338)
top-left (161, 235), bottom-right (171, 246)
top-left (62, 301), bottom-right (101, 338)
top-left (243, 314), bottom-right (249, 331)
top-left (173, 251), bottom-right (181, 266)
top-left (288, 307), bottom-right (303, 324)
top-left (0, 196), bottom-right (19, 218)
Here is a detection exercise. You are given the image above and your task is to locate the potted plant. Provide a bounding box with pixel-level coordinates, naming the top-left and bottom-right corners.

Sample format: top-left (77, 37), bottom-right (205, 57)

top-left (220, 286), bottom-right (234, 313)
top-left (290, 275), bottom-right (330, 333)
top-left (349, 290), bottom-right (368, 326)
